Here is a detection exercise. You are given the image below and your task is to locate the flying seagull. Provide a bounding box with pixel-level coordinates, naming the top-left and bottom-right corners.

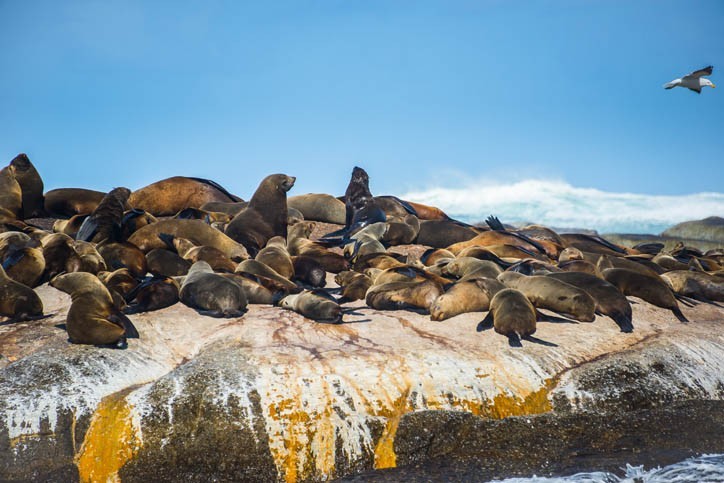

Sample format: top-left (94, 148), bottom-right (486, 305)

top-left (664, 66), bottom-right (715, 94)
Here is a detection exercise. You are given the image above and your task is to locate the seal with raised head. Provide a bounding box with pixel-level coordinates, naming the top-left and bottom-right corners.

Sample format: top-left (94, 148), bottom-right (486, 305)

top-left (0, 264), bottom-right (44, 321)
top-left (225, 174), bottom-right (295, 257)
top-left (180, 261), bottom-right (248, 317)
top-left (255, 236), bottom-right (294, 279)
top-left (128, 176), bottom-right (242, 216)
top-left (279, 289), bottom-right (342, 323)
top-left (498, 271), bottom-right (596, 322)
top-left (340, 167), bottom-right (386, 233)
top-left (9, 154), bottom-right (45, 219)
top-left (49, 272), bottom-right (138, 347)
top-left (76, 187), bottom-right (132, 243)
top-left (0, 163), bottom-right (22, 222)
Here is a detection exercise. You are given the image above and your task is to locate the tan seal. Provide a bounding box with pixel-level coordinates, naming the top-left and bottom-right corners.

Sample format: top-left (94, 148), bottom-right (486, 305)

top-left (487, 288), bottom-right (537, 343)
top-left (279, 289), bottom-right (342, 323)
top-left (602, 268), bottom-right (687, 322)
top-left (129, 176), bottom-right (242, 216)
top-left (0, 264), bottom-right (44, 321)
top-left (365, 279), bottom-right (443, 313)
top-left (49, 272), bottom-right (138, 347)
top-left (430, 277), bottom-right (505, 321)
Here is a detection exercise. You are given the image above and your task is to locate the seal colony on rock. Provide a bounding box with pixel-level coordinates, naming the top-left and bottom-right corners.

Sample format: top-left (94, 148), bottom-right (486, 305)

top-left (1, 153), bottom-right (720, 351)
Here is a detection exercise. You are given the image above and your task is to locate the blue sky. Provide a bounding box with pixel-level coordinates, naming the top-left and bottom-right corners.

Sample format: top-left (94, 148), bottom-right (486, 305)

top-left (1, 0), bottom-right (722, 200)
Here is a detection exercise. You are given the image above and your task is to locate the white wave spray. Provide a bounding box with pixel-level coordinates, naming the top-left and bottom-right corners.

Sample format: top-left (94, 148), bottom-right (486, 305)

top-left (402, 179), bottom-right (724, 234)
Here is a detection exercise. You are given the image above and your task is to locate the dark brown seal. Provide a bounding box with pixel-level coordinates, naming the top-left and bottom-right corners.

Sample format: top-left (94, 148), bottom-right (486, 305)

top-left (0, 264), bottom-right (44, 321)
top-left (9, 153), bottom-right (45, 219)
top-left (43, 188), bottom-right (106, 217)
top-left (76, 187), bottom-right (132, 243)
top-left (225, 174), bottom-right (295, 257)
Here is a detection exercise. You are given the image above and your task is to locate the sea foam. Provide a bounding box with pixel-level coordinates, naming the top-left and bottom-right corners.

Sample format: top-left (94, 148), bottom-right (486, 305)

top-left (402, 180), bottom-right (724, 234)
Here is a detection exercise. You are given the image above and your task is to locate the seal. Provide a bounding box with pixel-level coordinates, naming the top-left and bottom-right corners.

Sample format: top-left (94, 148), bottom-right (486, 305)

top-left (661, 270), bottom-right (724, 303)
top-left (49, 272), bottom-right (138, 347)
top-left (560, 233), bottom-right (633, 257)
top-left (40, 233), bottom-right (83, 280)
top-left (0, 264), bottom-right (44, 321)
top-left (420, 248), bottom-right (456, 266)
top-left (448, 230), bottom-right (548, 258)
top-left (160, 234), bottom-right (237, 273)
top-left (279, 289), bottom-right (342, 323)
top-left (98, 268), bottom-right (140, 299)
top-left (340, 167), bottom-right (386, 234)
top-left (219, 273), bottom-right (280, 304)
top-left (179, 261), bottom-right (248, 317)
top-left (124, 276), bottom-right (180, 314)
top-left (404, 200), bottom-right (451, 221)
top-left (146, 248), bottom-right (191, 277)
top-left (335, 270), bottom-right (372, 301)
top-left (235, 259), bottom-right (298, 293)
top-left (382, 214), bottom-right (420, 246)
top-left (442, 257), bottom-right (503, 280)
top-left (486, 288), bottom-right (537, 344)
top-left (546, 271), bottom-right (633, 332)
top-left (173, 207), bottom-right (234, 225)
top-left (430, 277), bottom-right (505, 321)
top-left (0, 164), bottom-right (22, 222)
top-left (97, 241), bottom-right (148, 279)
top-left (601, 268), bottom-right (687, 322)
top-left (498, 271), bottom-right (596, 322)
top-left (120, 209), bottom-right (158, 240)
top-left (288, 193), bottom-right (346, 225)
top-left (415, 220), bottom-right (479, 248)
top-left (128, 218), bottom-right (249, 261)
top-left (73, 240), bottom-right (108, 274)
top-left (365, 279), bottom-right (443, 313)
top-left (9, 154), bottom-right (45, 219)
top-left (288, 222), bottom-right (349, 273)
top-left (292, 255), bottom-right (327, 288)
top-left (371, 265), bottom-right (452, 287)
top-left (199, 201), bottom-right (247, 216)
top-left (76, 187), bottom-right (132, 243)
top-left (1, 243), bottom-right (45, 288)
top-left (43, 188), bottom-right (106, 217)
top-left (255, 236), bottom-right (294, 279)
top-left (53, 214), bottom-right (89, 238)
top-left (128, 176), bottom-right (242, 216)
top-left (225, 174), bottom-right (296, 257)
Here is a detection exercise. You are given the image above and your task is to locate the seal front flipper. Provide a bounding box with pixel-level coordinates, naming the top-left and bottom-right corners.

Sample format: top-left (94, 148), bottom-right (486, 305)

top-left (672, 306), bottom-right (688, 323)
top-left (507, 333), bottom-right (523, 347)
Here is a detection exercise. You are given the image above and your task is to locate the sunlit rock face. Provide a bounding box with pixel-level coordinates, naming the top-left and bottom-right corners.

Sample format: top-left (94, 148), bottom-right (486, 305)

top-left (1, 283), bottom-right (724, 482)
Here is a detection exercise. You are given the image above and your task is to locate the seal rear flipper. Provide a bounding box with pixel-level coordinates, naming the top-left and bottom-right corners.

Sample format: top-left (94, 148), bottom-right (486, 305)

top-left (485, 215), bottom-right (506, 231)
top-left (672, 306), bottom-right (688, 323)
top-left (1, 248), bottom-right (26, 271)
top-left (476, 312), bottom-right (494, 332)
top-left (109, 311), bottom-right (139, 338)
top-left (507, 333), bottom-right (523, 347)
top-left (609, 312), bottom-right (634, 333)
top-left (157, 232), bottom-right (177, 250)
top-left (674, 294), bottom-right (698, 307)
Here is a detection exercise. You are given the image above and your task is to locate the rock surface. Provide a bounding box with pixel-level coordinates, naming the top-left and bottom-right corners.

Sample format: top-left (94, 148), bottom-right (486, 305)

top-left (1, 281), bottom-right (724, 482)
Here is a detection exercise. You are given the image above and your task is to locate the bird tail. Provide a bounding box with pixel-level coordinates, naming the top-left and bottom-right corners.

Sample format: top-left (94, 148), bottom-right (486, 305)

top-left (663, 81), bottom-right (678, 89)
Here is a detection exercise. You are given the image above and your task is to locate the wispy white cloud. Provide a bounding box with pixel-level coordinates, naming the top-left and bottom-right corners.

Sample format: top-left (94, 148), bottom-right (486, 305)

top-left (402, 179), bottom-right (724, 234)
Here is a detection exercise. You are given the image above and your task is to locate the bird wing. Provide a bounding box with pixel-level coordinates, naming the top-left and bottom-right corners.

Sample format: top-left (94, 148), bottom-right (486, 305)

top-left (688, 66), bottom-right (713, 78)
top-left (687, 86), bottom-right (702, 94)
top-left (663, 78), bottom-right (681, 89)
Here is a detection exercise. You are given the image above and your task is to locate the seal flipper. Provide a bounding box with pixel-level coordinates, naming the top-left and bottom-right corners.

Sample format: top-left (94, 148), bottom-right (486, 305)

top-left (609, 311), bottom-right (634, 333)
top-left (672, 306), bottom-right (688, 323)
top-left (157, 232), bottom-right (176, 251)
top-left (75, 216), bottom-right (99, 242)
top-left (507, 333), bottom-right (523, 347)
top-left (485, 215), bottom-right (506, 231)
top-left (108, 311), bottom-right (139, 338)
top-left (476, 312), bottom-right (494, 332)
top-left (1, 248), bottom-right (26, 271)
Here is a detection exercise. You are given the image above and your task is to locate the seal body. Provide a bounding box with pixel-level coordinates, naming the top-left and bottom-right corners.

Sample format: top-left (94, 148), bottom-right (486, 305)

top-left (9, 154), bottom-right (45, 219)
top-left (0, 164), bottom-right (22, 222)
top-left (76, 187), bottom-right (132, 243)
top-left (288, 194), bottom-right (345, 224)
top-left (0, 265), bottom-right (43, 320)
top-left (129, 176), bottom-right (241, 216)
top-left (602, 268), bottom-right (687, 321)
top-left (44, 188), bottom-right (106, 217)
top-left (225, 174), bottom-right (295, 257)
top-left (430, 278), bottom-right (505, 321)
top-left (365, 279), bottom-right (443, 313)
top-left (49, 272), bottom-right (138, 347)
top-left (180, 261), bottom-right (248, 317)
top-left (280, 290), bottom-right (342, 323)
top-left (489, 288), bottom-right (537, 339)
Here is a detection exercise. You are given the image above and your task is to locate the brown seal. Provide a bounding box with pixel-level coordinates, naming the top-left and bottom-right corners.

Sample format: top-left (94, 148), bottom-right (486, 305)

top-left (9, 154), bottom-right (45, 219)
top-left (335, 270), bottom-right (372, 301)
top-left (1, 243), bottom-right (45, 288)
top-left (0, 164), bottom-right (22, 222)
top-left (40, 233), bottom-right (83, 280)
top-left (128, 176), bottom-right (242, 216)
top-left (97, 241), bottom-right (148, 279)
top-left (416, 220), bottom-right (479, 248)
top-left (219, 273), bottom-right (279, 304)
top-left (487, 288), bottom-right (537, 343)
top-left (442, 257), bottom-right (503, 280)
top-left (97, 268), bottom-right (140, 299)
top-left (292, 255), bottom-right (327, 288)
top-left (146, 248), bottom-right (191, 277)
top-left (420, 248), bottom-right (456, 266)
top-left (601, 268), bottom-right (687, 322)
top-left (160, 234), bottom-right (236, 273)
top-left (279, 289), bottom-right (342, 323)
top-left (255, 236), bottom-right (294, 279)
top-left (288, 222), bottom-right (349, 273)
top-left (124, 276), bottom-right (180, 314)
top-left (365, 279), bottom-right (443, 313)
top-left (235, 259), bottom-right (298, 293)
top-left (404, 201), bottom-right (451, 221)
top-left (73, 240), bottom-right (108, 274)
top-left (49, 272), bottom-right (138, 347)
top-left (660, 270), bottom-right (724, 303)
top-left (498, 271), bottom-right (596, 322)
top-left (179, 261), bottom-right (248, 317)
top-left (44, 188), bottom-right (106, 217)
top-left (76, 187), bottom-right (132, 243)
top-left (288, 194), bottom-right (345, 225)
top-left (546, 271), bottom-right (633, 332)
top-left (128, 219), bottom-right (249, 261)
top-left (0, 264), bottom-right (44, 321)
top-left (430, 277), bottom-right (505, 321)
top-left (225, 174), bottom-right (295, 257)
top-left (53, 214), bottom-right (89, 238)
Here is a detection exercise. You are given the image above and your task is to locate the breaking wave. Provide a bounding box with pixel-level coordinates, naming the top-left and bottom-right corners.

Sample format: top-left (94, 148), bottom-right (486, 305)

top-left (402, 180), bottom-right (724, 234)
top-left (487, 453), bottom-right (724, 482)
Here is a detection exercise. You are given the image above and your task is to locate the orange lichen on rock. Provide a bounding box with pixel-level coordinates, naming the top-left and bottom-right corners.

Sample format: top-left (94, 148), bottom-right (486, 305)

top-left (75, 390), bottom-right (141, 483)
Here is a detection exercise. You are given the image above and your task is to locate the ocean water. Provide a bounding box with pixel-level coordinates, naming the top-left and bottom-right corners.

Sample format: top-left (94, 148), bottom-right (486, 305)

top-left (488, 454), bottom-right (724, 483)
top-left (402, 180), bottom-right (724, 234)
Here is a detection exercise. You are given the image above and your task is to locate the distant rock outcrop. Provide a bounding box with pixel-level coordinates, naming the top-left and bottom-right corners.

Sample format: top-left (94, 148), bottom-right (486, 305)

top-left (662, 216), bottom-right (724, 244)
